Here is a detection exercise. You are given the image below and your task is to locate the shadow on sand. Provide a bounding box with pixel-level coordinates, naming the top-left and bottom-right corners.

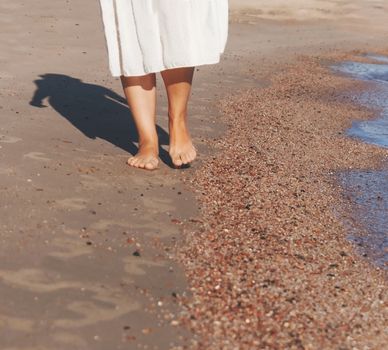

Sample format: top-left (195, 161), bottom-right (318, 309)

top-left (30, 73), bottom-right (173, 165)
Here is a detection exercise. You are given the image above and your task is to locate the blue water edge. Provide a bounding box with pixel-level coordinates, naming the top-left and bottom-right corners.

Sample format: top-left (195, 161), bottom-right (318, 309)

top-left (338, 169), bottom-right (388, 269)
top-left (333, 54), bottom-right (388, 269)
top-left (334, 54), bottom-right (388, 148)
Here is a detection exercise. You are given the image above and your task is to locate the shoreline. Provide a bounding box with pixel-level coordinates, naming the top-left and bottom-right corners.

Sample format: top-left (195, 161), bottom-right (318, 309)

top-left (176, 51), bottom-right (388, 348)
top-left (332, 53), bottom-right (388, 269)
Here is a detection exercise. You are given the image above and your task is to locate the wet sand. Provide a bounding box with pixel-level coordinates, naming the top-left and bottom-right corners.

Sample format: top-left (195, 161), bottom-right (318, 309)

top-left (178, 54), bottom-right (388, 349)
top-left (1, 0), bottom-right (388, 349)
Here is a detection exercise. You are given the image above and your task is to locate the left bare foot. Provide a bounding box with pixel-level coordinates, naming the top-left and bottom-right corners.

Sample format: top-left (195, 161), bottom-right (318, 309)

top-left (168, 116), bottom-right (197, 167)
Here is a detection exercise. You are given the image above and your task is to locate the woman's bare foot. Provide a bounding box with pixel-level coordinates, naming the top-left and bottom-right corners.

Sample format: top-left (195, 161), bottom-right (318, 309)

top-left (128, 141), bottom-right (159, 170)
top-left (120, 74), bottom-right (159, 171)
top-left (169, 116), bottom-right (197, 167)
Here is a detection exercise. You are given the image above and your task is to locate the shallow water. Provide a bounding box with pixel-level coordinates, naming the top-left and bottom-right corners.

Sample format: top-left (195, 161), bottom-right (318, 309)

top-left (334, 54), bottom-right (388, 269)
top-left (334, 55), bottom-right (388, 148)
top-left (338, 169), bottom-right (388, 269)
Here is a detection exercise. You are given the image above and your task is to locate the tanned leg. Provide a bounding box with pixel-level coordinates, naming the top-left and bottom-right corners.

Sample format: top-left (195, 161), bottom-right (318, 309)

top-left (121, 74), bottom-right (159, 170)
top-left (161, 67), bottom-right (197, 167)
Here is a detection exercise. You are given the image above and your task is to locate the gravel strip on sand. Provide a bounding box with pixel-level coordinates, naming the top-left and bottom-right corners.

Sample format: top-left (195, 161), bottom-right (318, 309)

top-left (177, 54), bottom-right (388, 349)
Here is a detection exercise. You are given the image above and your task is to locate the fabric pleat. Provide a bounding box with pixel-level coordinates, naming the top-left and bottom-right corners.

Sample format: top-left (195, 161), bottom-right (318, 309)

top-left (99, 0), bottom-right (229, 77)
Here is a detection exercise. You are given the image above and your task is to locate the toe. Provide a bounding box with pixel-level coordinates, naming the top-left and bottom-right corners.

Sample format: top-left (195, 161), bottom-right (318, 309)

top-left (151, 158), bottom-right (159, 168)
top-left (128, 160), bottom-right (137, 168)
top-left (127, 157), bottom-right (135, 166)
top-left (137, 158), bottom-right (147, 169)
top-left (132, 157), bottom-right (142, 168)
top-left (172, 155), bottom-right (183, 167)
top-left (181, 153), bottom-right (190, 165)
top-left (145, 158), bottom-right (158, 170)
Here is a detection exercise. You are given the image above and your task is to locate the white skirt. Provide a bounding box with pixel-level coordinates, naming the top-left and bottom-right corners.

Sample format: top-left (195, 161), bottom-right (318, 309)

top-left (99, 0), bottom-right (229, 77)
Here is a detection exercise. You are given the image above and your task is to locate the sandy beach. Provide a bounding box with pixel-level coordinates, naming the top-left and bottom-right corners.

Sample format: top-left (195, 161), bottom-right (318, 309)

top-left (0, 0), bottom-right (388, 349)
top-left (230, 0), bottom-right (388, 22)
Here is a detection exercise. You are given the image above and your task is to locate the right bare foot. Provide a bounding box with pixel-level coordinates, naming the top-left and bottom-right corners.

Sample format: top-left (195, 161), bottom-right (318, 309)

top-left (127, 142), bottom-right (159, 170)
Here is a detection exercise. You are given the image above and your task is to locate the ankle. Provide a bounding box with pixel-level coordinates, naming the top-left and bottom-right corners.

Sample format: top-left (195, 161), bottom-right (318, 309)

top-left (169, 118), bottom-right (189, 135)
top-left (168, 111), bottom-right (187, 124)
top-left (139, 136), bottom-right (158, 149)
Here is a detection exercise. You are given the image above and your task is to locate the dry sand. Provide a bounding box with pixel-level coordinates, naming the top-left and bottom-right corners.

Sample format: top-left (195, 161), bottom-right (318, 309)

top-left (230, 0), bottom-right (388, 23)
top-left (0, 0), bottom-right (388, 349)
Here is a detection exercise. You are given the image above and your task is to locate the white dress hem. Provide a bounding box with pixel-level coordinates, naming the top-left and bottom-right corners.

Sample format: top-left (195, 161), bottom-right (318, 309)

top-left (115, 54), bottom-right (223, 77)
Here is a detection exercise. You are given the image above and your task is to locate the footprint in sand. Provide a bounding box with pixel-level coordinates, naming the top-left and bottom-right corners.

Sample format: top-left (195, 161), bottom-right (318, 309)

top-left (0, 135), bottom-right (22, 144)
top-left (0, 315), bottom-right (34, 333)
top-left (51, 332), bottom-right (88, 348)
top-left (88, 219), bottom-right (176, 238)
top-left (79, 174), bottom-right (109, 190)
top-left (128, 220), bottom-right (180, 238)
top-left (0, 167), bottom-right (14, 175)
top-left (55, 198), bottom-right (88, 210)
top-left (141, 196), bottom-right (176, 212)
top-left (48, 237), bottom-right (93, 259)
top-left (23, 152), bottom-right (51, 162)
top-left (89, 219), bottom-right (130, 231)
top-left (2, 346), bottom-right (49, 350)
top-left (123, 255), bottom-right (166, 277)
top-left (0, 268), bottom-right (140, 328)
